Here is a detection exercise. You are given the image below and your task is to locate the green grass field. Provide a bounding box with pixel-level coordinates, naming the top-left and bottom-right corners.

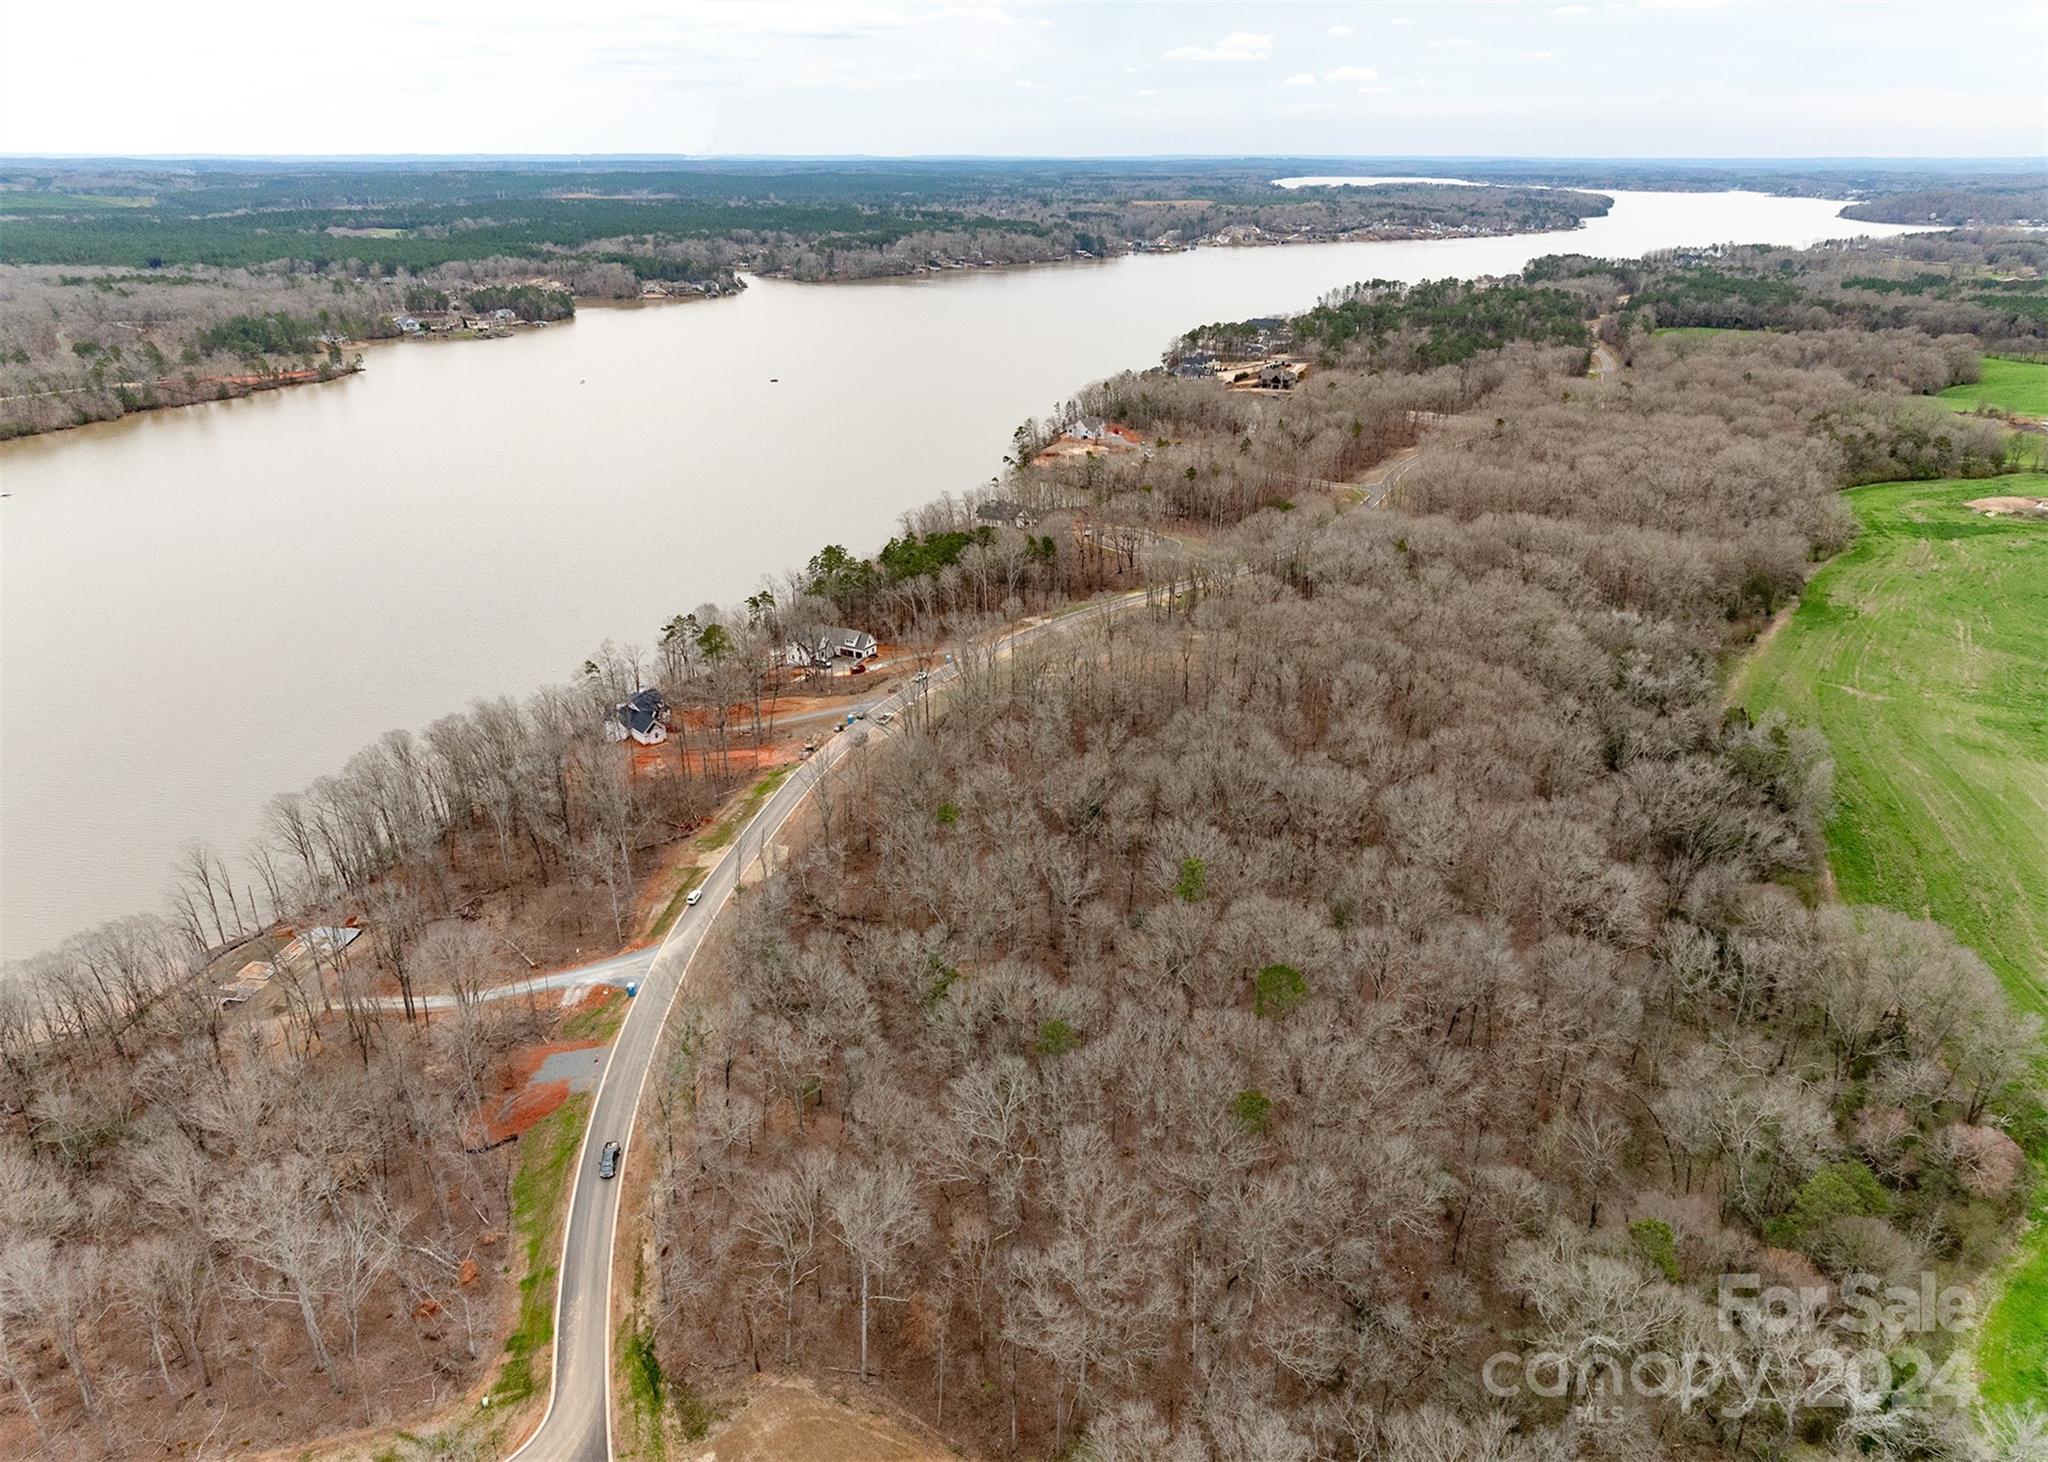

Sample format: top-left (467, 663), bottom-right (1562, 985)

top-left (1939, 357), bottom-right (2048, 420)
top-left (1732, 475), bottom-right (2048, 1013)
top-left (1731, 473), bottom-right (2048, 1407)
top-left (1980, 1179), bottom-right (2048, 1409)
top-left (1652, 325), bottom-right (1744, 339)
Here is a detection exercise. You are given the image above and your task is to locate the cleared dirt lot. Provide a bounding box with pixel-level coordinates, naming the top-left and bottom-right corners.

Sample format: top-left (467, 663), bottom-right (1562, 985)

top-left (679, 1376), bottom-right (956, 1462)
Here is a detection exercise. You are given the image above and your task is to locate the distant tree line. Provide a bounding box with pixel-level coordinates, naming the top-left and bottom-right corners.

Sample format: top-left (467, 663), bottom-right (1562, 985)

top-left (1841, 184), bottom-right (2048, 227)
top-left (1527, 231), bottom-right (2048, 353)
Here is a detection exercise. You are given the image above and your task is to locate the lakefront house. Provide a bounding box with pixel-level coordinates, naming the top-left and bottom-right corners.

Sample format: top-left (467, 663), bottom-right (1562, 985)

top-left (603, 687), bottom-right (671, 745)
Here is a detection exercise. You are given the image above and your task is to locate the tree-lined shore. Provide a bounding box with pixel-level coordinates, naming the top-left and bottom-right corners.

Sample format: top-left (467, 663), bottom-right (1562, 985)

top-left (0, 158), bottom-right (1622, 439)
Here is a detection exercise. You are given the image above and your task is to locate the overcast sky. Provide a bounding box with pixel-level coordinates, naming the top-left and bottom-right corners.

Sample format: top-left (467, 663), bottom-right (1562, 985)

top-left (7, 0), bottom-right (2044, 159)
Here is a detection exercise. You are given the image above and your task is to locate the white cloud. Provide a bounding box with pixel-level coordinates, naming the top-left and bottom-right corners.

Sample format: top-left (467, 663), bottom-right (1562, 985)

top-left (1390, 16), bottom-right (1412, 24)
top-left (1164, 30), bottom-right (1274, 61)
top-left (1521, 49), bottom-right (1555, 60)
top-left (1429, 36), bottom-right (1472, 48)
top-left (1135, 87), bottom-right (1159, 96)
top-left (1328, 23), bottom-right (1354, 36)
top-left (1553, 4), bottom-right (1589, 12)
top-left (1283, 71), bottom-right (1316, 86)
top-left (1324, 65), bottom-right (1380, 84)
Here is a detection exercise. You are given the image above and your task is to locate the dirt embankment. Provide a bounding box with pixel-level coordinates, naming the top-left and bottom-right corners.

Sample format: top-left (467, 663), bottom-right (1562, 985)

top-left (678, 1376), bottom-right (953, 1462)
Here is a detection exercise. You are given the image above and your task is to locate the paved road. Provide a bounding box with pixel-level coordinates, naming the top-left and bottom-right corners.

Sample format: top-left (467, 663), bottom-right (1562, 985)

top-left (368, 945), bottom-right (654, 1015)
top-left (1266, 445), bottom-right (1419, 512)
top-left (505, 589), bottom-right (1148, 1461)
top-left (1357, 449), bottom-right (1420, 508)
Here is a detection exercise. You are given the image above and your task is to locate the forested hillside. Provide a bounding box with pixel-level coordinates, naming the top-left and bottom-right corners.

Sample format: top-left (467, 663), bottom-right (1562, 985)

top-left (639, 262), bottom-right (2044, 1458)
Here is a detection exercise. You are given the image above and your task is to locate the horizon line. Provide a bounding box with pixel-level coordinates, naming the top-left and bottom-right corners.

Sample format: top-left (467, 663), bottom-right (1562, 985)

top-left (5, 152), bottom-right (2044, 165)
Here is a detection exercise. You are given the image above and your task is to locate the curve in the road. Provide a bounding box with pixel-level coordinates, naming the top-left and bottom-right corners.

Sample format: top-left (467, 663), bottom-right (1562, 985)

top-left (504, 590), bottom-right (1147, 1460)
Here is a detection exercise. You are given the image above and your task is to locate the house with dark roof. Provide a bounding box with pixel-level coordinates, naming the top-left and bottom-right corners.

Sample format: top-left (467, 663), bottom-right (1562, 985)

top-left (604, 687), bottom-right (670, 745)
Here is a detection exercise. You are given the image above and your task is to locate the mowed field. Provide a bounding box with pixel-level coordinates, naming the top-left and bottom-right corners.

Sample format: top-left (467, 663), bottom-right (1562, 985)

top-left (1732, 473), bottom-right (2048, 1405)
top-left (1733, 474), bottom-right (2048, 1011)
top-left (1938, 356), bottom-right (2048, 419)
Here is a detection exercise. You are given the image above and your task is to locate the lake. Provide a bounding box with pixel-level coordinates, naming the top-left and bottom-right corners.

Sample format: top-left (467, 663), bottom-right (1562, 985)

top-left (0, 190), bottom-right (1923, 957)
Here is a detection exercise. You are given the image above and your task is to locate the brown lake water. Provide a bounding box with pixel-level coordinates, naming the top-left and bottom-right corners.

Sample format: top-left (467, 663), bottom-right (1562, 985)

top-left (0, 191), bottom-right (1923, 957)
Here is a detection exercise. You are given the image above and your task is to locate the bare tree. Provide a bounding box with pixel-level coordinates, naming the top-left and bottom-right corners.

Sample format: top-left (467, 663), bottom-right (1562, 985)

top-left (829, 1157), bottom-right (927, 1383)
top-left (739, 1151), bottom-right (833, 1361)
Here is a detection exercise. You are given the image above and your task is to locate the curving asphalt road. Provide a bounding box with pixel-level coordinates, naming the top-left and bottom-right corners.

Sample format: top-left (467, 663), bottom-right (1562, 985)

top-left (504, 588), bottom-right (1150, 1460)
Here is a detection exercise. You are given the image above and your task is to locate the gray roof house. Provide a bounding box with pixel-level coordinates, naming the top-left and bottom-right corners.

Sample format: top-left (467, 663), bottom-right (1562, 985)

top-left (604, 687), bottom-right (670, 745)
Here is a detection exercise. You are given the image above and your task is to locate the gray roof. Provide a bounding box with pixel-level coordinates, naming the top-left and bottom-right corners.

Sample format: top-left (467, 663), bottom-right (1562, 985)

top-left (611, 687), bottom-right (669, 734)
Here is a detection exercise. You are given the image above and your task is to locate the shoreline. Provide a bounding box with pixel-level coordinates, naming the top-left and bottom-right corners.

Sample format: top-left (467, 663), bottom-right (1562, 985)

top-left (0, 211), bottom-right (1611, 444)
top-left (2, 190), bottom-right (1915, 960)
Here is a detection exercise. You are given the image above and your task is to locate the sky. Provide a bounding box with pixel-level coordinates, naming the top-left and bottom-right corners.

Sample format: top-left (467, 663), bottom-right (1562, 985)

top-left (5, 0), bottom-right (2045, 159)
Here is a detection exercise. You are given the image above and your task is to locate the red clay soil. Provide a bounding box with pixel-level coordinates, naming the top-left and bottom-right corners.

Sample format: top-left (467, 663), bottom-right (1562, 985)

top-left (670, 667), bottom-right (901, 733)
top-left (482, 1078), bottom-right (573, 1145)
top-left (203, 369), bottom-right (329, 388)
top-left (630, 740), bottom-right (788, 778)
top-left (477, 1032), bottom-right (608, 1144)
top-left (566, 984), bottom-right (619, 1020)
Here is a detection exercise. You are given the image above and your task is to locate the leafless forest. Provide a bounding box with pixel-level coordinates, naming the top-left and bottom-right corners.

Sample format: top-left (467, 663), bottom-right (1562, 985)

top-left (0, 231), bottom-right (2042, 1459)
top-left (0, 467), bottom-right (1139, 1458)
top-left (640, 269), bottom-right (2043, 1455)
top-left (0, 670), bottom-right (759, 1454)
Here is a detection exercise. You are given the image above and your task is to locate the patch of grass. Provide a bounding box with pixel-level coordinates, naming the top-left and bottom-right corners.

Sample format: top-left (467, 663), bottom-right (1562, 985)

top-left (1652, 325), bottom-right (1743, 339)
top-left (1731, 473), bottom-right (2048, 1408)
top-left (670, 1382), bottom-right (717, 1442)
top-left (1939, 356), bottom-right (2048, 419)
top-left (699, 766), bottom-right (794, 853)
top-left (558, 988), bottom-right (628, 1043)
top-left (369, 1424), bottom-right (503, 1461)
top-left (494, 1092), bottom-right (592, 1406)
top-left (619, 1324), bottom-right (667, 1461)
top-left (1979, 1173), bottom-right (2048, 1408)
